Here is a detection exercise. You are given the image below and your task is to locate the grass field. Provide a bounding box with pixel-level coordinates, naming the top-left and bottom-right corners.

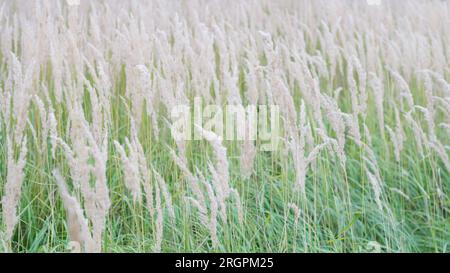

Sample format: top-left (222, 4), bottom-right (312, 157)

top-left (0, 0), bottom-right (449, 253)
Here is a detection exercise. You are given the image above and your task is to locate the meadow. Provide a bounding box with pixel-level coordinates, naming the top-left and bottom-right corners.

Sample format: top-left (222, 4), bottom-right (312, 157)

top-left (0, 0), bottom-right (448, 253)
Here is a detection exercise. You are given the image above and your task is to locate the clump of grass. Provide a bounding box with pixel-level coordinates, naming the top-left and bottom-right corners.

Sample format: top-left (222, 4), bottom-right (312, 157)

top-left (0, 0), bottom-right (449, 253)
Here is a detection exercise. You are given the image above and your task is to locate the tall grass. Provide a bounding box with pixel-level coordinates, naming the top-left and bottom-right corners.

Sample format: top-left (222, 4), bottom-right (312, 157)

top-left (0, 0), bottom-right (449, 253)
